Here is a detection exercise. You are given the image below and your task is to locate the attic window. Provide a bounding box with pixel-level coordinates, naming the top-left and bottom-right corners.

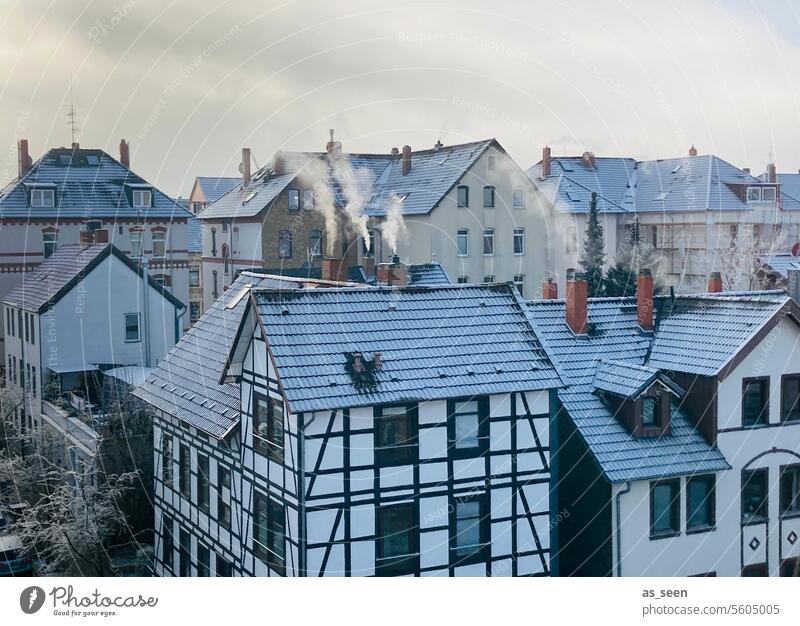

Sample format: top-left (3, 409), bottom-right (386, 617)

top-left (641, 396), bottom-right (658, 426)
top-left (30, 188), bottom-right (55, 208)
top-left (132, 189), bottom-right (152, 208)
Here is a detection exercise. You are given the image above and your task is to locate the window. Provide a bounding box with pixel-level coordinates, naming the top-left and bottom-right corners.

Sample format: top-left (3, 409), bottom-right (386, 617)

top-left (252, 392), bottom-right (284, 461)
top-left (742, 468), bottom-right (769, 523)
top-left (43, 232), bottom-right (57, 258)
top-left (232, 227), bottom-right (239, 255)
top-left (278, 230), bottom-right (292, 259)
top-left (179, 528), bottom-right (191, 576)
top-left (179, 443), bottom-right (190, 498)
top-left (746, 187), bottom-right (762, 203)
top-left (197, 544), bottom-right (210, 577)
top-left (483, 229), bottom-right (494, 255)
top-left (161, 433), bottom-right (172, 486)
top-left (687, 475), bottom-right (715, 530)
top-left (565, 224), bottom-right (577, 254)
top-left (288, 189), bottom-right (300, 210)
top-left (513, 227), bottom-right (525, 255)
top-left (375, 404), bottom-right (417, 466)
top-left (763, 187), bottom-right (777, 203)
top-left (513, 274), bottom-right (524, 296)
top-left (30, 188), bottom-right (55, 207)
top-left (151, 231), bottom-right (165, 257)
top-left (189, 267), bottom-right (200, 288)
top-left (130, 230), bottom-right (143, 257)
top-left (729, 224), bottom-right (738, 245)
top-left (308, 230), bottom-right (322, 258)
top-left (376, 502), bottom-right (418, 576)
top-left (512, 187), bottom-right (525, 209)
top-left (212, 270), bottom-right (219, 299)
top-left (190, 302), bottom-right (201, 323)
top-left (29, 314), bottom-right (34, 345)
top-left (24, 312), bottom-right (28, 342)
top-left (781, 375), bottom-right (800, 422)
top-left (124, 313), bottom-right (140, 342)
top-left (641, 396), bottom-right (658, 427)
top-left (211, 228), bottom-right (217, 256)
top-left (780, 465), bottom-right (800, 517)
top-left (742, 377), bottom-right (769, 427)
top-left (197, 454), bottom-right (210, 512)
top-left (483, 186), bottom-right (495, 207)
top-left (218, 465), bottom-right (231, 529)
top-left (221, 244), bottom-right (230, 275)
top-left (457, 185), bottom-right (469, 208)
top-left (457, 276), bottom-right (469, 284)
top-left (650, 479), bottom-right (680, 537)
top-left (31, 366), bottom-right (36, 397)
top-left (457, 229), bottom-right (469, 256)
top-left (482, 275), bottom-right (495, 283)
top-left (303, 188), bottom-right (314, 209)
top-left (253, 491), bottom-right (286, 572)
top-left (487, 156), bottom-right (496, 171)
top-left (448, 398), bottom-right (488, 457)
top-left (161, 515), bottom-right (174, 569)
top-left (452, 494), bottom-right (488, 563)
top-left (132, 189), bottom-right (151, 208)
top-left (222, 221), bottom-right (229, 233)
top-left (216, 555), bottom-right (233, 577)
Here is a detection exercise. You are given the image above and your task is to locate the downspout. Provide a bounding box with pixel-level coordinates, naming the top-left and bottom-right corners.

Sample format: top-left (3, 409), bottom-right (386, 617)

top-left (615, 481), bottom-right (631, 577)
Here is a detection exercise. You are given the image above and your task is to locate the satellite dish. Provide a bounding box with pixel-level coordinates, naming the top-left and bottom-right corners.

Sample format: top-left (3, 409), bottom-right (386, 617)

top-left (793, 242), bottom-right (800, 257)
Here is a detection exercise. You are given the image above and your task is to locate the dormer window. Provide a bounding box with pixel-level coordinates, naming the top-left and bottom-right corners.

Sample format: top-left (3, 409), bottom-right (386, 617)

top-left (132, 189), bottom-right (152, 208)
top-left (746, 187), bottom-right (761, 203)
top-left (30, 188), bottom-right (55, 208)
top-left (762, 187), bottom-right (777, 204)
top-left (641, 396), bottom-right (658, 427)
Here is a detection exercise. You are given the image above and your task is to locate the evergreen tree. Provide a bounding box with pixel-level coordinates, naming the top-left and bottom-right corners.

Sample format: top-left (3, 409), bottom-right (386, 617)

top-left (604, 218), bottom-right (663, 297)
top-left (579, 192), bottom-right (605, 296)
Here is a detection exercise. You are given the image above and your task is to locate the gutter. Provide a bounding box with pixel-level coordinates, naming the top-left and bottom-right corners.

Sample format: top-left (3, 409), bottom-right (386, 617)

top-left (615, 481), bottom-right (631, 577)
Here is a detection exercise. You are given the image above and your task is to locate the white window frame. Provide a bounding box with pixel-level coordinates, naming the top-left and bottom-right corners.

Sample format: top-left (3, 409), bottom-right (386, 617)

top-left (130, 230), bottom-right (143, 257)
top-left (746, 187), bottom-right (762, 203)
top-left (287, 189), bottom-right (300, 210)
top-left (483, 228), bottom-right (495, 256)
top-left (457, 229), bottom-right (469, 257)
top-left (124, 313), bottom-right (141, 343)
top-left (513, 227), bottom-right (525, 255)
top-left (151, 231), bottom-right (166, 257)
top-left (43, 232), bottom-right (57, 258)
top-left (132, 189), bottom-right (152, 208)
top-left (762, 187), bottom-right (777, 204)
top-left (30, 188), bottom-right (55, 208)
top-left (512, 187), bottom-right (525, 209)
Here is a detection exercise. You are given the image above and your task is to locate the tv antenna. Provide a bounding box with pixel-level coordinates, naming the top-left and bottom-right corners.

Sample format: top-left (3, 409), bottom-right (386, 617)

top-left (66, 75), bottom-right (80, 146)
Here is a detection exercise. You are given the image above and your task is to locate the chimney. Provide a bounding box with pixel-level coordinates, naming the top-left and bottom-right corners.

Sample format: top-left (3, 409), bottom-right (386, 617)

top-left (326, 129), bottom-right (336, 153)
top-left (242, 148), bottom-right (251, 186)
top-left (401, 145), bottom-right (412, 176)
top-left (707, 271), bottom-right (723, 293)
top-left (767, 162), bottom-right (777, 184)
top-left (636, 268), bottom-right (654, 331)
top-left (362, 255), bottom-right (376, 278)
top-left (377, 255), bottom-right (408, 286)
top-left (541, 145), bottom-right (551, 178)
top-left (542, 278), bottom-right (558, 300)
top-left (119, 139), bottom-right (130, 168)
top-left (390, 147), bottom-right (399, 156)
top-left (434, 140), bottom-right (443, 150)
top-left (373, 351), bottom-right (382, 371)
top-left (273, 150), bottom-right (285, 175)
top-left (353, 352), bottom-right (363, 373)
top-left (581, 151), bottom-right (595, 169)
top-left (17, 139), bottom-right (32, 177)
top-left (322, 256), bottom-right (347, 282)
top-left (565, 268), bottom-right (588, 334)
top-left (743, 167), bottom-right (750, 174)
top-left (689, 145), bottom-right (697, 157)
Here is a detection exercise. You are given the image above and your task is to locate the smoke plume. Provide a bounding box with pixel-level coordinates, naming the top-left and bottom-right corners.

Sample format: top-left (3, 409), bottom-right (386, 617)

top-left (329, 152), bottom-right (371, 252)
top-left (298, 158), bottom-right (337, 256)
top-left (380, 193), bottom-right (408, 254)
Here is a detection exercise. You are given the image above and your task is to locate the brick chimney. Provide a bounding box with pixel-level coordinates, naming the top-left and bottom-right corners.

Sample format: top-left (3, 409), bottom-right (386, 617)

top-left (119, 139), bottom-right (130, 168)
top-left (17, 139), bottom-right (32, 177)
top-left (377, 255), bottom-right (408, 286)
top-left (242, 148), bottom-right (251, 186)
top-left (322, 256), bottom-right (347, 282)
top-left (565, 268), bottom-right (588, 334)
top-left (362, 255), bottom-right (376, 278)
top-left (636, 268), bottom-right (654, 330)
top-left (743, 167), bottom-right (750, 174)
top-left (401, 145), bottom-right (412, 176)
top-left (581, 151), bottom-right (595, 169)
top-left (767, 162), bottom-right (777, 184)
top-left (541, 145), bottom-right (551, 178)
top-left (707, 271), bottom-right (723, 293)
top-left (689, 145), bottom-right (697, 157)
top-left (542, 278), bottom-right (558, 300)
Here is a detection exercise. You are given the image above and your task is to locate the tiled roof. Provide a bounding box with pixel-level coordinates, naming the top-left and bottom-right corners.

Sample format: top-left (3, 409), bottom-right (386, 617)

top-left (198, 140), bottom-right (495, 220)
top-left (528, 153), bottom-right (797, 214)
top-left (247, 284), bottom-right (561, 413)
top-left (757, 172), bottom-right (800, 210)
top-left (592, 360), bottom-right (682, 399)
top-left (0, 147), bottom-right (191, 220)
top-left (195, 176), bottom-right (241, 204)
top-left (132, 272), bottom-right (350, 438)
top-left (187, 217), bottom-right (202, 253)
top-left (758, 252), bottom-right (800, 278)
top-left (526, 297), bottom-right (730, 483)
top-left (2, 244), bottom-right (184, 312)
top-left (407, 262), bottom-right (451, 286)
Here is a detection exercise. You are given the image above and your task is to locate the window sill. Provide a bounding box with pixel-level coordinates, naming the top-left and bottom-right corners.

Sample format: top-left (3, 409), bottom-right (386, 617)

top-left (780, 511), bottom-right (800, 521)
top-left (513, 252), bottom-right (525, 256)
top-left (649, 530), bottom-right (680, 541)
top-left (686, 524), bottom-right (716, 535)
top-left (740, 517), bottom-right (769, 527)
top-left (124, 339), bottom-right (141, 344)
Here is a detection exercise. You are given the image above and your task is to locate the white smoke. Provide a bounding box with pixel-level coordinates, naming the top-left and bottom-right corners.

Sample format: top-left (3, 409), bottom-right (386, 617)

top-left (329, 152), bottom-right (371, 252)
top-left (380, 193), bottom-right (408, 254)
top-left (298, 158), bottom-right (337, 256)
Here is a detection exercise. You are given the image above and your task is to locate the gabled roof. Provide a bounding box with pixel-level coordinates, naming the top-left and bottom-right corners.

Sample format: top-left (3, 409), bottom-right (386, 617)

top-left (528, 153), bottom-right (793, 214)
top-left (593, 360), bottom-right (683, 399)
top-left (0, 147), bottom-right (191, 220)
top-left (526, 297), bottom-right (729, 483)
top-left (2, 244), bottom-right (184, 313)
top-left (225, 284), bottom-right (561, 413)
top-left (197, 139), bottom-right (497, 220)
top-left (194, 176), bottom-right (241, 204)
top-left (758, 252), bottom-right (800, 279)
top-left (407, 262), bottom-right (451, 286)
top-left (132, 272), bottom-right (353, 438)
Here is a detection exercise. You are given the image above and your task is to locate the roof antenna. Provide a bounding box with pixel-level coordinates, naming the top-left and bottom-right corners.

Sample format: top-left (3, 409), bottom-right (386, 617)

top-left (67, 74), bottom-right (80, 147)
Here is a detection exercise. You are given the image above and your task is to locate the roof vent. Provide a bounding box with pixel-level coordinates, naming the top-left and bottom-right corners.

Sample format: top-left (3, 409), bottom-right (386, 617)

top-left (280, 306), bottom-right (289, 316)
top-left (438, 371), bottom-right (447, 378)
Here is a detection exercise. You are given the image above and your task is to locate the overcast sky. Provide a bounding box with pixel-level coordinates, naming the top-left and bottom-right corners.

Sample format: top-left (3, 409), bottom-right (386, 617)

top-left (1, 0), bottom-right (799, 197)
